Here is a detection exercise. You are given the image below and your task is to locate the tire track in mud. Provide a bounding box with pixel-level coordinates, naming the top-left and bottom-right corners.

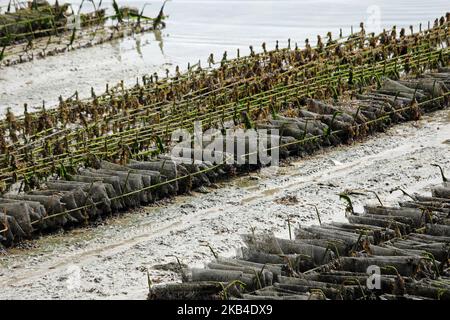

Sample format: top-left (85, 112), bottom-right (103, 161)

top-left (0, 110), bottom-right (449, 299)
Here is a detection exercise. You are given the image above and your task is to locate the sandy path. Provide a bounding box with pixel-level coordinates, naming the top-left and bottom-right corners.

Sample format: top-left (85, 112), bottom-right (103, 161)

top-left (0, 110), bottom-right (449, 299)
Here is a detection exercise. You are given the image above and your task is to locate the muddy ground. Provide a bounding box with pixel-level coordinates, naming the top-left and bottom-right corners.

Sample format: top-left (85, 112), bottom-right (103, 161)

top-left (0, 109), bottom-right (448, 300)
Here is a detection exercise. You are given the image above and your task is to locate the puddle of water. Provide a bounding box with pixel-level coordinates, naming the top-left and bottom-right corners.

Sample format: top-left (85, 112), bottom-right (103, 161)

top-left (234, 176), bottom-right (260, 189)
top-left (263, 187), bottom-right (282, 197)
top-left (239, 186), bottom-right (282, 204)
top-left (240, 195), bottom-right (263, 204)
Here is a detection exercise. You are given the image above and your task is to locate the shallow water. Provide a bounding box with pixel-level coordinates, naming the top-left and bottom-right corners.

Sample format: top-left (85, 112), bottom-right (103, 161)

top-left (0, 0), bottom-right (448, 111)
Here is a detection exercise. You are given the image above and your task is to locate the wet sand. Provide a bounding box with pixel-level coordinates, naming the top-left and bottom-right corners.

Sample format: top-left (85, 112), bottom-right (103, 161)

top-left (0, 109), bottom-right (448, 299)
